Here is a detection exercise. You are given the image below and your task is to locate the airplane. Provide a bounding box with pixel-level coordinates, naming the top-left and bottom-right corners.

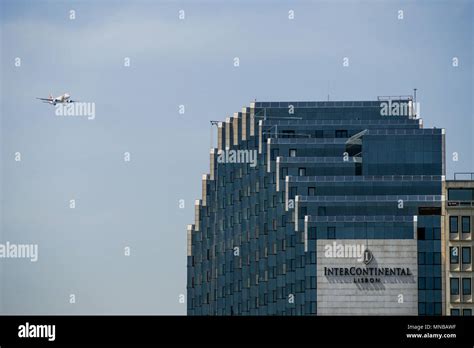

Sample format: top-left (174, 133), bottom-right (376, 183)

top-left (36, 93), bottom-right (77, 105)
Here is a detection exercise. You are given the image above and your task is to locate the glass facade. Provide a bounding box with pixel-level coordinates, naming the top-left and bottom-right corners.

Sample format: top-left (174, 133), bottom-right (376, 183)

top-left (187, 99), bottom-right (444, 315)
top-left (417, 215), bottom-right (443, 315)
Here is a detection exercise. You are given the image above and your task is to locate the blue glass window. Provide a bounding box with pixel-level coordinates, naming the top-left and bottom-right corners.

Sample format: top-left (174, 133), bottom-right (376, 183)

top-left (450, 216), bottom-right (458, 233)
top-left (462, 278), bottom-right (471, 296)
top-left (462, 247), bottom-right (471, 265)
top-left (462, 216), bottom-right (470, 233)
top-left (450, 278), bottom-right (460, 295)
top-left (450, 247), bottom-right (459, 264)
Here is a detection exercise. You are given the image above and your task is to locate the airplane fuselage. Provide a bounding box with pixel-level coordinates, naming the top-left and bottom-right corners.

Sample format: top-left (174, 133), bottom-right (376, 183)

top-left (39, 93), bottom-right (73, 105)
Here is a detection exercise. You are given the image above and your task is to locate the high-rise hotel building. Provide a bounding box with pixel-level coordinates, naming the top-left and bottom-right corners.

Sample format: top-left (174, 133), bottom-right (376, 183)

top-left (187, 98), bottom-right (447, 315)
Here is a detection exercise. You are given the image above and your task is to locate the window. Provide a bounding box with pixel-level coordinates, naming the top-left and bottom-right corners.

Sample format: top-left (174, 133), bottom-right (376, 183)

top-left (450, 278), bottom-right (460, 295)
top-left (281, 167), bottom-right (288, 179)
top-left (418, 303), bottom-right (426, 315)
top-left (298, 168), bottom-right (306, 176)
top-left (450, 247), bottom-right (459, 264)
top-left (426, 252), bottom-right (434, 264)
top-left (451, 309), bottom-right (460, 316)
top-left (435, 303), bottom-right (442, 315)
top-left (271, 149), bottom-right (279, 161)
top-left (463, 309), bottom-right (472, 316)
top-left (327, 227), bottom-right (336, 239)
top-left (418, 207), bottom-right (442, 215)
top-left (425, 302), bottom-right (434, 315)
top-left (448, 188), bottom-right (474, 201)
top-left (462, 216), bottom-right (471, 233)
top-left (425, 228), bottom-right (434, 240)
top-left (299, 207), bottom-right (307, 219)
top-left (462, 247), bottom-right (471, 265)
top-left (418, 277), bottom-right (425, 290)
top-left (417, 227), bottom-right (425, 240)
top-left (318, 206), bottom-right (326, 216)
top-left (462, 278), bottom-right (471, 296)
top-left (335, 130), bottom-right (348, 138)
top-left (418, 252), bottom-right (425, 265)
top-left (450, 216), bottom-right (458, 233)
top-left (289, 149), bottom-right (297, 157)
top-left (309, 227), bottom-right (317, 240)
top-left (308, 187), bottom-right (316, 196)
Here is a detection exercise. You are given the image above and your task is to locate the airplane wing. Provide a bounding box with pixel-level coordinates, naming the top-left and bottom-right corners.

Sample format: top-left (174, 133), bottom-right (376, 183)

top-left (36, 97), bottom-right (52, 101)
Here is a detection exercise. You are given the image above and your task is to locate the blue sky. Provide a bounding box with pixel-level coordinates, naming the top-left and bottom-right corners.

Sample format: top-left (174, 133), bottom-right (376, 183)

top-left (0, 0), bottom-right (472, 314)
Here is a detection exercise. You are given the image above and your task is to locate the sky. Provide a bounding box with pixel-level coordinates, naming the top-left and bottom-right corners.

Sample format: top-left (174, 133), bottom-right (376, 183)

top-left (0, 0), bottom-right (472, 314)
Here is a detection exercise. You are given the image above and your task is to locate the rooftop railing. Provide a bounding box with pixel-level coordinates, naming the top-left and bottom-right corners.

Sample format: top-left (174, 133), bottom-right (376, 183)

top-left (377, 95), bottom-right (413, 101)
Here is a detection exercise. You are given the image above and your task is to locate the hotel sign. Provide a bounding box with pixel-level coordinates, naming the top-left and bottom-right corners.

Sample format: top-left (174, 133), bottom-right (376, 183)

top-left (324, 264), bottom-right (413, 284)
top-left (317, 239), bottom-right (418, 315)
top-left (324, 248), bottom-right (413, 283)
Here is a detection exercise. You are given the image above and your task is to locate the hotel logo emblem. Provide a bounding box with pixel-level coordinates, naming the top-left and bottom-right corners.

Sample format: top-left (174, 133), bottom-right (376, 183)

top-left (363, 249), bottom-right (373, 265)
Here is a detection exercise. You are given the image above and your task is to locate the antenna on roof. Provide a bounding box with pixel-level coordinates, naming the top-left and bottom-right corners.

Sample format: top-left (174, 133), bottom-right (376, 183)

top-left (210, 121), bottom-right (220, 148)
top-left (413, 88), bottom-right (417, 104)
